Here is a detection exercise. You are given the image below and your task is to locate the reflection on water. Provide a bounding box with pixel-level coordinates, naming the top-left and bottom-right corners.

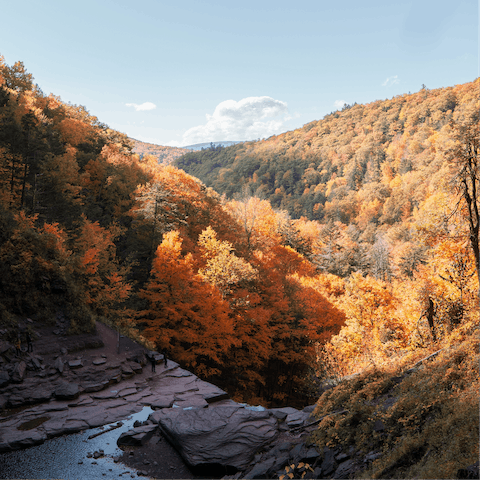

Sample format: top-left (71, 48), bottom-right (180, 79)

top-left (0, 406), bottom-right (154, 479)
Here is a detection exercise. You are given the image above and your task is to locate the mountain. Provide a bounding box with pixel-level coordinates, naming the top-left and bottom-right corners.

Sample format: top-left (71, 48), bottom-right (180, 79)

top-left (182, 141), bottom-right (242, 151)
top-left (131, 138), bottom-right (189, 164)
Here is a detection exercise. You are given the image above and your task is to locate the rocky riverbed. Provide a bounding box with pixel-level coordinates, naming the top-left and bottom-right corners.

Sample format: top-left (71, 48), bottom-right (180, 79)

top-left (3, 320), bottom-right (476, 479)
top-left (0, 320), bottom-right (329, 479)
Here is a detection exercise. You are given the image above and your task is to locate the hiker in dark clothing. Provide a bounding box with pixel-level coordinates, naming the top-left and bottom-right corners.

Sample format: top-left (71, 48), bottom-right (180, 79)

top-left (150, 354), bottom-right (156, 372)
top-left (163, 348), bottom-right (168, 367)
top-left (425, 297), bottom-right (436, 342)
top-left (26, 332), bottom-right (33, 353)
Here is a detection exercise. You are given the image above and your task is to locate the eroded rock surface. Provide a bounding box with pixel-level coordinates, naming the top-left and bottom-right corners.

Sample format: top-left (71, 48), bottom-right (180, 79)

top-left (151, 405), bottom-right (278, 470)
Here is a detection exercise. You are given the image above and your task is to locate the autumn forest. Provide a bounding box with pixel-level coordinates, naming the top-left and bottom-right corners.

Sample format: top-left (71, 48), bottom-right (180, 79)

top-left (0, 56), bottom-right (478, 475)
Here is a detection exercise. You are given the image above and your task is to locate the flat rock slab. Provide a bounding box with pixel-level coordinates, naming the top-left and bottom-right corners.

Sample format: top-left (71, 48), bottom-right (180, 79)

top-left (43, 418), bottom-right (89, 438)
top-left (123, 390), bottom-right (153, 402)
top-left (185, 378), bottom-right (230, 404)
top-left (68, 359), bottom-right (83, 369)
top-left (68, 397), bottom-right (95, 407)
top-left (42, 404), bottom-right (69, 412)
top-left (118, 387), bottom-right (138, 397)
top-left (0, 427), bottom-right (47, 452)
top-left (105, 362), bottom-right (122, 370)
top-left (154, 405), bottom-right (278, 470)
top-left (104, 399), bottom-right (129, 409)
top-left (150, 395), bottom-right (175, 409)
top-left (92, 358), bottom-right (107, 365)
top-left (82, 381), bottom-right (109, 393)
top-left (159, 366), bottom-right (193, 378)
top-left (85, 413), bottom-right (110, 428)
top-left (92, 390), bottom-right (118, 400)
top-left (173, 393), bottom-right (209, 409)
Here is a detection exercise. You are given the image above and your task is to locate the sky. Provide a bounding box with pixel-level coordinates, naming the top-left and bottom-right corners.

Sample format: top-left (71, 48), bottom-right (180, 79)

top-left (0, 0), bottom-right (478, 147)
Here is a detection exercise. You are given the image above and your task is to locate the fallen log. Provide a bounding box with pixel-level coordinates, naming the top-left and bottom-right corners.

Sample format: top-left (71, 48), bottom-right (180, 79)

top-left (88, 422), bottom-right (123, 439)
top-left (405, 348), bottom-right (444, 374)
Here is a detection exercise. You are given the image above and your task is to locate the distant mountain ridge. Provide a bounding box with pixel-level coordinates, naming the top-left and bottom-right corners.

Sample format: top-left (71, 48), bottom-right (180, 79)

top-left (130, 138), bottom-right (189, 165)
top-left (182, 141), bottom-right (242, 151)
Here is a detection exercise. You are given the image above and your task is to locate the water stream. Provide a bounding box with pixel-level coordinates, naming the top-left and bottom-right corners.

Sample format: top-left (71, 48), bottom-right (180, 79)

top-left (0, 406), bottom-right (154, 479)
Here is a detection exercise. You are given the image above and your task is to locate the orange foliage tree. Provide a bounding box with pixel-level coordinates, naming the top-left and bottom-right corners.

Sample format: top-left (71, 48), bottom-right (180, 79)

top-left (138, 230), bottom-right (235, 378)
top-left (74, 217), bottom-right (131, 317)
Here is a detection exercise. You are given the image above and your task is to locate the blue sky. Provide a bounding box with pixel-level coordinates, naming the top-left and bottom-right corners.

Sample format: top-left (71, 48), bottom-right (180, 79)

top-left (1, 0), bottom-right (477, 147)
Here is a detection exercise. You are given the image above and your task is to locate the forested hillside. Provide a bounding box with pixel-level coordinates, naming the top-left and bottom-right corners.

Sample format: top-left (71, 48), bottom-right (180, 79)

top-left (175, 79), bottom-right (479, 287)
top-left (175, 80), bottom-right (478, 223)
top-left (131, 138), bottom-right (188, 165)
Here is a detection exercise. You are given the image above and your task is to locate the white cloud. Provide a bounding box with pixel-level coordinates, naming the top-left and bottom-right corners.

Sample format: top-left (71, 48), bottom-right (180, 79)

top-left (382, 75), bottom-right (400, 87)
top-left (181, 96), bottom-right (289, 146)
top-left (125, 102), bottom-right (157, 111)
top-left (334, 100), bottom-right (347, 110)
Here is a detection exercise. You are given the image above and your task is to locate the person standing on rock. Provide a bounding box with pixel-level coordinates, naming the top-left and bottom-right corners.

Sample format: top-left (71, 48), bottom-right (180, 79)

top-left (26, 332), bottom-right (33, 353)
top-left (162, 348), bottom-right (168, 368)
top-left (150, 354), bottom-right (156, 373)
top-left (163, 348), bottom-right (168, 367)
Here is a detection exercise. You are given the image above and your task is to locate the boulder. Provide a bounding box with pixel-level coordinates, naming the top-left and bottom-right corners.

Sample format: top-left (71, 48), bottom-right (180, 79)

top-left (121, 364), bottom-right (134, 375)
top-left (92, 358), bottom-right (106, 366)
top-left (30, 388), bottom-right (53, 403)
top-left (54, 382), bottom-right (79, 400)
top-left (269, 407), bottom-right (299, 420)
top-left (244, 457), bottom-right (276, 479)
top-left (285, 411), bottom-right (310, 428)
top-left (53, 357), bottom-right (64, 373)
top-left (457, 461), bottom-right (479, 479)
top-left (334, 458), bottom-right (357, 479)
top-left (320, 447), bottom-right (337, 477)
top-left (0, 370), bottom-right (10, 388)
top-left (117, 424), bottom-right (157, 446)
top-left (154, 405), bottom-right (278, 470)
top-left (11, 361), bottom-right (27, 383)
top-left (128, 362), bottom-right (143, 374)
top-left (26, 355), bottom-right (42, 371)
top-left (0, 340), bottom-right (12, 356)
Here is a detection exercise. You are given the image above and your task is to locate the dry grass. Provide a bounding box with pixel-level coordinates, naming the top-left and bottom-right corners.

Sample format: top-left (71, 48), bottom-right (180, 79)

top-left (310, 327), bottom-right (479, 479)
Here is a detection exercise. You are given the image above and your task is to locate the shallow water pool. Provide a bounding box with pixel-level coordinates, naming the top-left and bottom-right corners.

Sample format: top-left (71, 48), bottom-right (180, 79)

top-left (0, 406), bottom-right (154, 479)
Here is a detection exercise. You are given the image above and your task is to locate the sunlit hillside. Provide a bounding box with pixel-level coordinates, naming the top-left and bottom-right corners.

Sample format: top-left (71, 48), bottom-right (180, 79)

top-left (131, 138), bottom-right (189, 165)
